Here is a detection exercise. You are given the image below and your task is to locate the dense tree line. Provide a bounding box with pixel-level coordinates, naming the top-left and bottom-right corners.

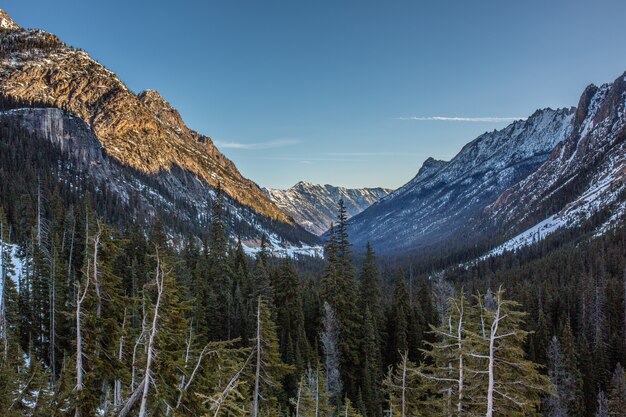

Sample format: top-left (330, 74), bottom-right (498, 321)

top-left (3, 189), bottom-right (621, 416)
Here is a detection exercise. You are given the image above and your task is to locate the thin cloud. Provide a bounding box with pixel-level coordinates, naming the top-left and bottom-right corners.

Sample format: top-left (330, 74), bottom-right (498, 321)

top-left (214, 138), bottom-right (302, 150)
top-left (322, 152), bottom-right (426, 157)
top-left (395, 116), bottom-right (526, 122)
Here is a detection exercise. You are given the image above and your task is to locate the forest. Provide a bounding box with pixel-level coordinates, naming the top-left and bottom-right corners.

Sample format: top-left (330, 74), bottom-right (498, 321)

top-left (0, 109), bottom-right (625, 416)
top-left (0, 189), bottom-right (625, 416)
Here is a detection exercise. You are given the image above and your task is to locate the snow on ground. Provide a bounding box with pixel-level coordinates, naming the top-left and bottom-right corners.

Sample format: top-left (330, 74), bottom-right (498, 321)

top-left (242, 232), bottom-right (324, 259)
top-left (482, 162), bottom-right (626, 260)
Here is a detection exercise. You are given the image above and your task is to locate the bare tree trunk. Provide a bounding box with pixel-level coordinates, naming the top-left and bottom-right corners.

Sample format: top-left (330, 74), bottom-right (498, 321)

top-left (295, 377), bottom-right (303, 417)
top-left (457, 300), bottom-right (464, 415)
top-left (175, 344), bottom-right (212, 410)
top-left (50, 246), bottom-right (56, 383)
top-left (138, 252), bottom-right (164, 417)
top-left (74, 266), bottom-right (90, 417)
top-left (114, 308), bottom-right (127, 407)
top-left (117, 379), bottom-right (145, 417)
top-left (93, 222), bottom-right (102, 320)
top-left (211, 349), bottom-right (253, 417)
top-left (252, 297), bottom-right (262, 417)
top-left (0, 222), bottom-right (7, 361)
top-left (131, 297), bottom-right (147, 390)
top-left (315, 366), bottom-right (319, 417)
top-left (401, 351), bottom-right (407, 417)
top-left (485, 295), bottom-right (501, 417)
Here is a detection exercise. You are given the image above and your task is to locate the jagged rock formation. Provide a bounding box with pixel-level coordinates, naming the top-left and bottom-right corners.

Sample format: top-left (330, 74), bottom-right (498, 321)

top-left (344, 107), bottom-right (576, 253)
top-left (265, 182), bottom-right (391, 235)
top-left (483, 72), bottom-right (626, 255)
top-left (346, 71), bottom-right (626, 256)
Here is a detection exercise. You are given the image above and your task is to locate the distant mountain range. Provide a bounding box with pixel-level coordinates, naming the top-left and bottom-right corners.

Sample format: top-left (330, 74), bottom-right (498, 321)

top-left (0, 9), bottom-right (319, 253)
top-left (265, 182), bottom-right (391, 235)
top-left (341, 71), bottom-right (626, 255)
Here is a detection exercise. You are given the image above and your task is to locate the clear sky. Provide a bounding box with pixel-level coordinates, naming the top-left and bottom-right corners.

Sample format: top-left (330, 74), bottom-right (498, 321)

top-left (5, 0), bottom-right (626, 189)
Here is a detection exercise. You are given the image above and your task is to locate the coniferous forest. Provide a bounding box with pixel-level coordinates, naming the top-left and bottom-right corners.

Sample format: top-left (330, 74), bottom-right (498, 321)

top-left (0, 142), bottom-right (625, 416)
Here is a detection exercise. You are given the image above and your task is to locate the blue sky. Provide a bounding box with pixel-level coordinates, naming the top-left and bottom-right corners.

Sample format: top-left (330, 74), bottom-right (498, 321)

top-left (5, 0), bottom-right (626, 189)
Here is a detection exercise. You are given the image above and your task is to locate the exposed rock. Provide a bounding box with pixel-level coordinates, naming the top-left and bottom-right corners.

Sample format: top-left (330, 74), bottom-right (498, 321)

top-left (265, 182), bottom-right (392, 235)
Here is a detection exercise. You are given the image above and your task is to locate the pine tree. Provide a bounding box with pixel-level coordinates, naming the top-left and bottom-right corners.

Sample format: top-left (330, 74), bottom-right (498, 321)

top-left (383, 351), bottom-right (421, 417)
top-left (418, 291), bottom-right (475, 416)
top-left (472, 287), bottom-right (551, 417)
top-left (361, 307), bottom-right (382, 417)
top-left (389, 273), bottom-right (410, 366)
top-left (273, 257), bottom-right (310, 404)
top-left (560, 319), bottom-right (584, 417)
top-left (320, 200), bottom-right (361, 401)
top-left (251, 296), bottom-right (293, 417)
top-left (545, 336), bottom-right (574, 417)
top-left (207, 188), bottom-right (233, 341)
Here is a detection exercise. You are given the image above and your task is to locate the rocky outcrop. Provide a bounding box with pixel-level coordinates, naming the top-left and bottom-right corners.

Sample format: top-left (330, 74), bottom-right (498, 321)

top-left (0, 9), bottom-right (289, 224)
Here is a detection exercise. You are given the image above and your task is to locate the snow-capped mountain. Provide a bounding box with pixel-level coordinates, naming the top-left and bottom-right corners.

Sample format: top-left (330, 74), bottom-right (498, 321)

top-left (346, 71), bottom-right (626, 256)
top-left (0, 9), bottom-right (319, 253)
top-left (265, 182), bottom-right (392, 235)
top-left (344, 107), bottom-right (576, 253)
top-left (482, 72), bottom-right (626, 256)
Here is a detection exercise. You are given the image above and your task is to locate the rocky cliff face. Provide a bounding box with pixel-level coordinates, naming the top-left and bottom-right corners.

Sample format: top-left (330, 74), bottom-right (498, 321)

top-left (344, 107), bottom-right (576, 253)
top-left (0, 9), bottom-right (288, 224)
top-left (0, 9), bottom-right (321, 252)
top-left (265, 182), bottom-right (391, 235)
top-left (482, 72), bottom-right (626, 255)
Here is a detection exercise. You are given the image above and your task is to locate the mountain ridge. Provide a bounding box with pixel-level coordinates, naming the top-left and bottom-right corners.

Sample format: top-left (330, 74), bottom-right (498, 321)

top-left (265, 182), bottom-right (391, 235)
top-left (344, 106), bottom-right (576, 253)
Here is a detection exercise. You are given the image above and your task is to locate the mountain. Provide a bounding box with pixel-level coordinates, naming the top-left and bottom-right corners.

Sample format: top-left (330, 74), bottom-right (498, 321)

top-left (344, 106), bottom-right (576, 253)
top-left (0, 9), bottom-right (319, 252)
top-left (483, 72), bottom-right (626, 256)
top-left (264, 182), bottom-right (392, 235)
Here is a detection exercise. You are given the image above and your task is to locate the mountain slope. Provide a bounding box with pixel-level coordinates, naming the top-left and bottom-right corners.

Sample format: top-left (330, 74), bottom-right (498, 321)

top-left (265, 182), bottom-right (391, 235)
top-left (482, 72), bottom-right (626, 255)
top-left (0, 9), bottom-right (319, 251)
top-left (344, 107), bottom-right (575, 253)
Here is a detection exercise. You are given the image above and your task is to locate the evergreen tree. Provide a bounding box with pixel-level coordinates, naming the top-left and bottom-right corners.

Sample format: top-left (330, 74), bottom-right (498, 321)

top-left (320, 200), bottom-right (361, 401)
top-left (472, 287), bottom-right (551, 417)
top-left (383, 351), bottom-right (421, 417)
top-left (251, 296), bottom-right (293, 417)
top-left (418, 292), bottom-right (475, 416)
top-left (207, 187), bottom-right (233, 341)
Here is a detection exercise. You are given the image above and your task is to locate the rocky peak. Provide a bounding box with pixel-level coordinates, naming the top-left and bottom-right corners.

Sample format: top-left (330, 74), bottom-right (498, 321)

top-left (0, 9), bottom-right (20, 31)
top-left (416, 157), bottom-right (447, 178)
top-left (137, 89), bottom-right (187, 134)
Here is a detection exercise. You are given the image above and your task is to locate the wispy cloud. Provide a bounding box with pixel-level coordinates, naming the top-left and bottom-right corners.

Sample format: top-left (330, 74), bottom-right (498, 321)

top-left (214, 138), bottom-right (302, 150)
top-left (395, 116), bottom-right (526, 122)
top-left (322, 152), bottom-right (426, 157)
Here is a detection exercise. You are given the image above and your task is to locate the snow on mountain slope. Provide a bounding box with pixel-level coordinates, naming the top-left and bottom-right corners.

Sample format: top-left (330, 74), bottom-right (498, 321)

top-left (480, 72), bottom-right (626, 256)
top-left (265, 182), bottom-right (392, 235)
top-left (344, 107), bottom-right (575, 253)
top-left (0, 9), bottom-right (319, 252)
